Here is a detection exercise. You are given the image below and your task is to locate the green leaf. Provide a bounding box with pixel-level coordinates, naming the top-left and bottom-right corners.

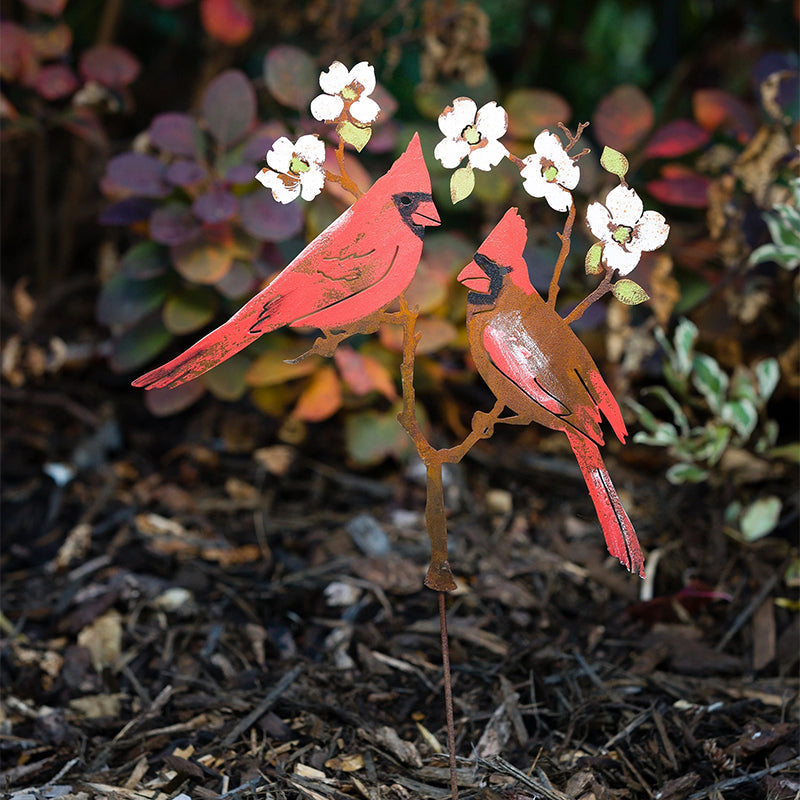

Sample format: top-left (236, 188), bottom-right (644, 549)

top-left (162, 286), bottom-right (217, 335)
top-left (97, 272), bottom-right (172, 328)
top-left (695, 422), bottom-right (731, 466)
top-left (170, 239), bottom-right (233, 285)
top-left (345, 402), bottom-right (414, 466)
top-left (450, 165), bottom-right (475, 205)
top-left (666, 462), bottom-right (709, 484)
top-left (337, 120), bottom-right (372, 152)
top-left (642, 386), bottom-right (689, 434)
top-left (203, 354), bottom-right (249, 401)
top-left (599, 146), bottom-right (629, 178)
top-left (611, 278), bottom-right (649, 305)
top-left (691, 353), bottom-right (729, 414)
top-left (721, 398), bottom-right (758, 439)
top-left (739, 496), bottom-right (782, 542)
top-left (585, 243), bottom-right (603, 274)
top-left (755, 358), bottom-right (780, 402)
top-left (769, 441), bottom-right (800, 462)
top-left (110, 316), bottom-right (172, 373)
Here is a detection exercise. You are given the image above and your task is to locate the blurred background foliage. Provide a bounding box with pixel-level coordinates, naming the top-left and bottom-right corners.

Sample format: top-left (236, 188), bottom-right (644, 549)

top-left (1, 0), bottom-right (797, 536)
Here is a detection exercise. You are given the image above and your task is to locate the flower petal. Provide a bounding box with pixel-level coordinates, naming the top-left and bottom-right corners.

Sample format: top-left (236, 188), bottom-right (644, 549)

top-left (606, 184), bottom-right (643, 226)
top-left (586, 200), bottom-right (613, 240)
top-left (438, 96), bottom-right (477, 138)
top-left (350, 96), bottom-right (381, 124)
top-left (557, 157), bottom-right (580, 190)
top-left (469, 139), bottom-right (508, 171)
top-left (434, 137), bottom-right (470, 169)
top-left (257, 169), bottom-right (300, 204)
top-left (543, 182), bottom-right (572, 213)
top-left (521, 156), bottom-right (548, 197)
top-left (299, 166), bottom-right (326, 201)
top-left (266, 137), bottom-right (294, 172)
top-left (319, 61), bottom-right (349, 94)
top-left (349, 61), bottom-right (375, 95)
top-left (604, 241), bottom-right (641, 274)
top-left (632, 210), bottom-right (670, 251)
top-left (475, 101), bottom-right (508, 140)
top-left (295, 134), bottom-right (326, 165)
top-left (310, 93), bottom-right (344, 122)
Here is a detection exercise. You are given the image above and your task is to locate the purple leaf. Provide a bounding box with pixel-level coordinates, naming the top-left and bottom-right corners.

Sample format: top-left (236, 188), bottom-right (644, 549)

top-left (215, 258), bottom-right (256, 298)
top-left (34, 64), bottom-right (79, 100)
top-left (166, 159), bottom-right (206, 188)
top-left (80, 44), bottom-right (140, 89)
top-left (106, 153), bottom-right (168, 198)
top-left (202, 69), bottom-right (255, 146)
top-left (99, 197), bottom-right (155, 226)
top-left (225, 163), bottom-right (258, 185)
top-left (239, 190), bottom-right (303, 242)
top-left (192, 187), bottom-right (239, 223)
top-left (150, 202), bottom-right (200, 245)
top-left (243, 123), bottom-right (288, 161)
top-left (263, 45), bottom-right (318, 111)
top-left (149, 112), bottom-right (202, 157)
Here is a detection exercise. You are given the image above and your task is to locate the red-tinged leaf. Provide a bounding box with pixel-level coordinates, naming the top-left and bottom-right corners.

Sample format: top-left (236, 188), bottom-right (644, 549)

top-left (693, 88), bottom-right (756, 143)
top-left (162, 285), bottom-right (217, 335)
top-left (334, 346), bottom-right (397, 400)
top-left (593, 84), bottom-right (654, 151)
top-left (200, 0), bottom-right (253, 45)
top-left (166, 159), bottom-right (206, 188)
top-left (80, 44), bottom-right (140, 89)
top-left (239, 190), bottom-right (303, 242)
top-left (150, 203), bottom-right (199, 245)
top-left (202, 69), bottom-right (255, 146)
top-left (379, 318), bottom-right (458, 355)
top-left (215, 259), bottom-right (256, 299)
top-left (345, 403), bottom-right (413, 466)
top-left (97, 272), bottom-right (172, 327)
top-left (203, 354), bottom-right (249, 401)
top-left (192, 188), bottom-right (239, 223)
top-left (106, 153), bottom-right (168, 198)
top-left (21, 0), bottom-right (68, 15)
top-left (33, 63), bottom-right (78, 100)
top-left (263, 45), bottom-right (318, 111)
top-left (505, 88), bottom-right (571, 139)
top-left (170, 238), bottom-right (233, 284)
top-left (646, 174), bottom-right (710, 208)
top-left (120, 241), bottom-right (170, 279)
top-left (149, 112), bottom-right (202, 157)
top-left (110, 316), bottom-right (172, 372)
top-left (145, 381), bottom-right (206, 416)
top-left (58, 107), bottom-right (108, 149)
top-left (643, 119), bottom-right (711, 158)
top-left (29, 22), bottom-right (72, 60)
top-left (245, 338), bottom-right (320, 386)
top-left (292, 366), bottom-right (342, 422)
top-left (0, 22), bottom-right (38, 85)
top-left (99, 197), bottom-right (155, 226)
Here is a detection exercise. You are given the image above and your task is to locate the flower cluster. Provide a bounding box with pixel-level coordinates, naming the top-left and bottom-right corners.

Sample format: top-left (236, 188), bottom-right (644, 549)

top-left (256, 134), bottom-right (326, 204)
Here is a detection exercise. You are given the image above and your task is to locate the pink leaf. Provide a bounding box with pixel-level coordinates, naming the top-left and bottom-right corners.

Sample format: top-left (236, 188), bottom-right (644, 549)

top-left (200, 0), bottom-right (254, 46)
top-left (201, 69), bottom-right (255, 146)
top-left (593, 85), bottom-right (654, 151)
top-left (149, 112), bottom-right (202, 157)
top-left (643, 119), bottom-right (711, 158)
top-left (80, 44), bottom-right (140, 88)
top-left (33, 63), bottom-right (78, 100)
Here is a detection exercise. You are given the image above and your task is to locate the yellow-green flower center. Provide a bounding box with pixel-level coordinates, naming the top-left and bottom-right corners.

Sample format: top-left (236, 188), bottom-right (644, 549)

top-left (462, 124), bottom-right (481, 146)
top-left (543, 165), bottom-right (559, 182)
top-left (289, 156), bottom-right (310, 175)
top-left (612, 225), bottom-right (633, 245)
top-left (341, 83), bottom-right (359, 102)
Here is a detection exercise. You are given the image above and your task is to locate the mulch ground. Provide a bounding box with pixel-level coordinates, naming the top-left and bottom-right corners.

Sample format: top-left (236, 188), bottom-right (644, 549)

top-left (2, 371), bottom-right (798, 800)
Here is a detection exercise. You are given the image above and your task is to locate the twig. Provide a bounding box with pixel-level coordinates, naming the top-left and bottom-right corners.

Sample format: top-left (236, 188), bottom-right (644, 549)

top-left (547, 200), bottom-right (576, 308)
top-left (715, 568), bottom-right (781, 652)
top-left (686, 756), bottom-right (800, 800)
top-left (563, 270), bottom-right (614, 325)
top-left (439, 592), bottom-right (458, 800)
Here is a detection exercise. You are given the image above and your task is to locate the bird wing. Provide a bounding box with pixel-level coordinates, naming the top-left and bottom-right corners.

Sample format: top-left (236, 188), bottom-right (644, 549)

top-left (482, 308), bottom-right (612, 444)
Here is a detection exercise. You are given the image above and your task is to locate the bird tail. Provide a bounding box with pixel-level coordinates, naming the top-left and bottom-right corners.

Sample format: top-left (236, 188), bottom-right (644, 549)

top-left (565, 430), bottom-right (645, 577)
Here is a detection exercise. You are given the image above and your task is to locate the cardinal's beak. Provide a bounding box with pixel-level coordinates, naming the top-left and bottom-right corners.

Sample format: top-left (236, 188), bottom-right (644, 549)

top-left (457, 260), bottom-right (490, 294)
top-left (411, 198), bottom-right (441, 228)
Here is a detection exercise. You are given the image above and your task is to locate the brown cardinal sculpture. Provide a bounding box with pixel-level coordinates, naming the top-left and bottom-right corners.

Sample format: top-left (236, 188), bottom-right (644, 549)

top-left (133, 133), bottom-right (440, 390)
top-left (458, 208), bottom-right (645, 577)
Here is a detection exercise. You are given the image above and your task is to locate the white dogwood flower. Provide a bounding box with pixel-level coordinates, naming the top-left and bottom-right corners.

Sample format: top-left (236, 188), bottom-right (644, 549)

top-left (434, 97), bottom-right (508, 171)
top-left (586, 184), bottom-right (670, 274)
top-left (310, 61), bottom-right (380, 125)
top-left (520, 130), bottom-right (580, 212)
top-left (256, 134), bottom-right (326, 204)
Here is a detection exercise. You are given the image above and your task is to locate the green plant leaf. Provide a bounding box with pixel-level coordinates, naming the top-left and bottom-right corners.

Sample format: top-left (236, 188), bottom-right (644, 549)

top-left (120, 241), bottom-right (170, 279)
top-left (611, 278), bottom-right (649, 305)
top-left (345, 402), bottom-right (414, 466)
top-left (110, 316), bottom-right (172, 373)
top-left (721, 398), bottom-right (758, 439)
top-left (695, 422), bottom-right (732, 466)
top-left (245, 338), bottom-right (320, 386)
top-left (672, 318), bottom-right (698, 376)
top-left (97, 272), bottom-right (172, 328)
top-left (585, 243), bottom-right (603, 274)
top-left (691, 353), bottom-right (729, 414)
top-left (599, 146), bottom-right (629, 178)
top-left (170, 239), bottom-right (233, 285)
top-left (665, 462), bottom-right (709, 484)
top-left (144, 381), bottom-right (206, 417)
top-left (337, 120), bottom-right (372, 152)
top-left (162, 286), bottom-right (217, 335)
top-left (203, 353), bottom-right (250, 401)
top-left (450, 165), bottom-right (475, 205)
top-left (739, 496), bottom-right (782, 542)
top-left (641, 386), bottom-right (689, 435)
top-left (755, 358), bottom-right (780, 402)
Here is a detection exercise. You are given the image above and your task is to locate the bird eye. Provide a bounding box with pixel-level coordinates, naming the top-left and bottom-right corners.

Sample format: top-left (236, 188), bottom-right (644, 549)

top-left (400, 195), bottom-right (412, 205)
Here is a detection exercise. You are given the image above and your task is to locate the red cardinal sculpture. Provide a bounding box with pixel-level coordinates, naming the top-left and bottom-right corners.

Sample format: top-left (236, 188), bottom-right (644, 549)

top-left (458, 208), bottom-right (645, 577)
top-left (133, 133), bottom-right (440, 390)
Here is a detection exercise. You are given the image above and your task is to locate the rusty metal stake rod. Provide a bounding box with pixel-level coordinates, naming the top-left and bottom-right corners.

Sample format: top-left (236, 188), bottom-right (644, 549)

top-left (439, 590), bottom-right (458, 800)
